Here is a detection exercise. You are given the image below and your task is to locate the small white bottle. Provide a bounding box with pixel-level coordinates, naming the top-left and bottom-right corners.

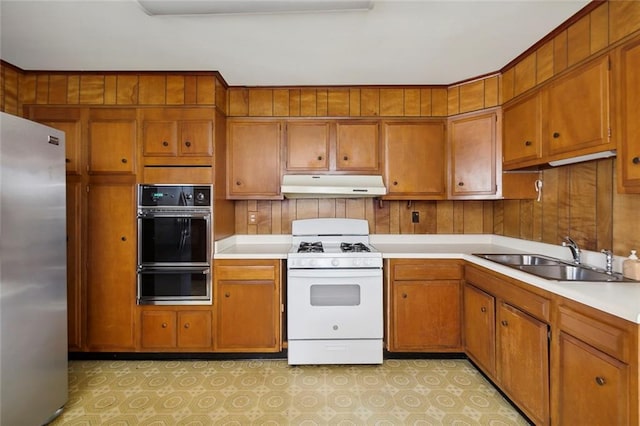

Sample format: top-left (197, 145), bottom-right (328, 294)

top-left (623, 250), bottom-right (640, 280)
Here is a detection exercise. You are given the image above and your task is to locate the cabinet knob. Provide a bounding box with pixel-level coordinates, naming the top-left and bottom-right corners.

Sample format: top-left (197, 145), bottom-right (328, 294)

top-left (65, 158), bottom-right (71, 163)
top-left (121, 158), bottom-right (128, 163)
top-left (501, 320), bottom-right (508, 327)
top-left (161, 322), bottom-right (168, 328)
top-left (317, 155), bottom-right (323, 161)
top-left (162, 141), bottom-right (169, 147)
top-left (632, 157), bottom-right (640, 165)
top-left (343, 156), bottom-right (349, 161)
top-left (225, 292), bottom-right (230, 298)
top-left (402, 293), bottom-right (408, 299)
top-left (236, 181), bottom-right (241, 186)
top-left (553, 132), bottom-right (561, 139)
top-left (185, 141), bottom-right (192, 147)
top-left (121, 236), bottom-right (127, 241)
top-left (480, 307), bottom-right (487, 313)
top-left (595, 376), bottom-right (606, 386)
top-left (524, 140), bottom-right (532, 146)
top-left (458, 182), bottom-right (464, 187)
top-left (184, 323), bottom-right (190, 329)
top-left (393, 181), bottom-right (398, 186)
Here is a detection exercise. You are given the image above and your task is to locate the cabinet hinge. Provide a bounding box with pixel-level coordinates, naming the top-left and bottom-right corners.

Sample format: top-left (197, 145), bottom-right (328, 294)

top-left (547, 329), bottom-right (552, 341)
top-left (608, 127), bottom-right (612, 138)
top-left (86, 185), bottom-right (90, 193)
top-left (281, 303), bottom-right (285, 313)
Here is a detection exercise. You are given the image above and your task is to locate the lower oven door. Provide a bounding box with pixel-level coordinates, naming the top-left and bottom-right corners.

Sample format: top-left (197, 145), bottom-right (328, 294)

top-left (137, 266), bottom-right (211, 305)
top-left (287, 268), bottom-right (382, 340)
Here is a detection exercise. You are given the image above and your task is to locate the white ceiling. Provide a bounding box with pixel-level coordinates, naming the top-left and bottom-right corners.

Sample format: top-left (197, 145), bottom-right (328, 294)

top-left (0, 0), bottom-right (590, 87)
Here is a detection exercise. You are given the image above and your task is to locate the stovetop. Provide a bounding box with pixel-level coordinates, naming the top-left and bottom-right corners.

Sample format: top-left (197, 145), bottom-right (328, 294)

top-left (296, 241), bottom-right (373, 254)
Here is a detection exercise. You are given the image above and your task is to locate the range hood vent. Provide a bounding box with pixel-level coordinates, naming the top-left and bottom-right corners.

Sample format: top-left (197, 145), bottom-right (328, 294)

top-left (281, 175), bottom-right (386, 198)
top-left (548, 150), bottom-right (616, 167)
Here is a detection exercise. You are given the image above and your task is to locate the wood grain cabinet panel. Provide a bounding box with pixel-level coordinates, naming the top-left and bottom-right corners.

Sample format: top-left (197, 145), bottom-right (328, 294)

top-left (140, 309), bottom-right (212, 350)
top-left (463, 283), bottom-right (496, 377)
top-left (502, 91), bottom-right (543, 169)
top-left (285, 121), bottom-right (330, 171)
top-left (227, 120), bottom-right (282, 199)
top-left (382, 120), bottom-right (446, 199)
top-left (88, 108), bottom-right (137, 174)
top-left (335, 121), bottom-right (379, 171)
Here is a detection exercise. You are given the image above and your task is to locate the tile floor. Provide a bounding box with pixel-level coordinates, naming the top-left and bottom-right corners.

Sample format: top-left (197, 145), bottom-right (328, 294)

top-left (49, 358), bottom-right (531, 425)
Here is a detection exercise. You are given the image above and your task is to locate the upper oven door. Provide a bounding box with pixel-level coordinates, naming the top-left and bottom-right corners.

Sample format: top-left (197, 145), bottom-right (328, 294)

top-left (138, 210), bottom-right (211, 266)
top-left (287, 268), bottom-right (383, 340)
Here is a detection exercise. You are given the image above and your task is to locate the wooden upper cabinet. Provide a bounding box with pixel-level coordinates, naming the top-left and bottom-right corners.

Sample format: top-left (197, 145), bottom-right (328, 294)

top-left (449, 109), bottom-right (499, 198)
top-left (503, 91), bottom-right (543, 169)
top-left (285, 120), bottom-right (380, 173)
top-left (141, 108), bottom-right (214, 166)
top-left (88, 108), bottom-right (137, 174)
top-left (615, 34), bottom-right (640, 192)
top-left (285, 121), bottom-right (330, 171)
top-left (382, 120), bottom-right (446, 199)
top-left (544, 53), bottom-right (612, 159)
top-left (335, 121), bottom-right (379, 171)
top-left (227, 119), bottom-right (282, 199)
top-left (26, 106), bottom-right (84, 175)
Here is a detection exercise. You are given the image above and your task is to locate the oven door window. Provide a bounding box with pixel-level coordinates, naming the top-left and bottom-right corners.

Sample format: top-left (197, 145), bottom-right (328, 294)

top-left (139, 214), bottom-right (209, 265)
top-left (310, 284), bottom-right (360, 306)
top-left (138, 267), bottom-right (211, 304)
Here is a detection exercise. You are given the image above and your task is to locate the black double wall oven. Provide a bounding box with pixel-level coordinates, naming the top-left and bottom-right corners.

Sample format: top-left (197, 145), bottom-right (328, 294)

top-left (137, 184), bottom-right (212, 305)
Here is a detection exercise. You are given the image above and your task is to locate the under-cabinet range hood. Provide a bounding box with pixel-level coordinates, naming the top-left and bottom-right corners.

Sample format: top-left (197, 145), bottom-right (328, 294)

top-left (281, 174), bottom-right (386, 198)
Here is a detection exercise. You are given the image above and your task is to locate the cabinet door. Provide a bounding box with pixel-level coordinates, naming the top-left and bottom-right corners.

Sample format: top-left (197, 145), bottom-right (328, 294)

top-left (383, 121), bottom-right (446, 199)
top-left (497, 303), bottom-right (549, 425)
top-left (336, 121), bottom-right (379, 171)
top-left (178, 311), bottom-right (212, 348)
top-left (88, 109), bottom-right (136, 174)
top-left (503, 91), bottom-right (542, 168)
top-left (557, 332), bottom-right (628, 425)
top-left (449, 110), bottom-right (498, 197)
top-left (179, 121), bottom-right (213, 156)
top-left (141, 311), bottom-right (177, 349)
top-left (66, 181), bottom-right (83, 351)
top-left (391, 280), bottom-right (461, 351)
top-left (545, 54), bottom-right (610, 157)
top-left (616, 35), bottom-right (640, 191)
top-left (285, 121), bottom-right (330, 171)
top-left (463, 284), bottom-right (496, 377)
top-left (216, 281), bottom-right (278, 351)
top-left (86, 183), bottom-right (136, 350)
top-left (143, 121), bottom-right (178, 156)
top-left (228, 120), bottom-right (281, 199)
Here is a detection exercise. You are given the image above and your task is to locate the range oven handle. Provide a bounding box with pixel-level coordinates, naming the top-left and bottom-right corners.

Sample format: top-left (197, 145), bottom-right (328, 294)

top-left (287, 268), bottom-right (381, 278)
top-left (138, 266), bottom-right (210, 274)
top-left (138, 211), bottom-right (210, 219)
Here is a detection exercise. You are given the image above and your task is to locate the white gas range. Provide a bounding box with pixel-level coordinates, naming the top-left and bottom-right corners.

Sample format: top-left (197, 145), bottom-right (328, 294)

top-left (286, 218), bottom-right (383, 365)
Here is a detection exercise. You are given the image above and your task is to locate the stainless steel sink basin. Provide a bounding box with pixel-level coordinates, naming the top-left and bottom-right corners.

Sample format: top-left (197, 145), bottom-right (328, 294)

top-left (474, 253), bottom-right (630, 282)
top-left (475, 253), bottom-right (562, 266)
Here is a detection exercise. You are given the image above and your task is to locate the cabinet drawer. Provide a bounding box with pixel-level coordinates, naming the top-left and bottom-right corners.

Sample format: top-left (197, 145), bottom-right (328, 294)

top-left (214, 264), bottom-right (277, 281)
top-left (558, 304), bottom-right (631, 362)
top-left (392, 260), bottom-right (463, 280)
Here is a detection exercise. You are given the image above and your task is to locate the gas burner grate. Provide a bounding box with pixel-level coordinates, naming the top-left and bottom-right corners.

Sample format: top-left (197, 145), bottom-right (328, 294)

top-left (298, 241), bottom-right (324, 253)
top-left (340, 242), bottom-right (371, 253)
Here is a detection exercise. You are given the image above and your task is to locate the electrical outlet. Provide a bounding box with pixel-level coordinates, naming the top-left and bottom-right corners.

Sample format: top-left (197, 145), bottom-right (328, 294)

top-left (412, 211), bottom-right (419, 223)
top-left (248, 212), bottom-right (258, 224)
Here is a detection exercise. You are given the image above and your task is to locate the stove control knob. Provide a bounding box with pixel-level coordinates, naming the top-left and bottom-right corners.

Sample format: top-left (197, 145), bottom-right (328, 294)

top-left (331, 259), bottom-right (339, 267)
top-left (364, 259), bottom-right (372, 266)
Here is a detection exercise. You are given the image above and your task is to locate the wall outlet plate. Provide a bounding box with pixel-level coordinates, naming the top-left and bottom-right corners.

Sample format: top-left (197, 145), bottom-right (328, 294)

top-left (412, 211), bottom-right (419, 223)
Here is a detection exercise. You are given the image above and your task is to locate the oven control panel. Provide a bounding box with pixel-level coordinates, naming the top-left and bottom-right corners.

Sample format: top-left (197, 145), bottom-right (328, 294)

top-left (138, 185), bottom-right (211, 207)
top-left (288, 257), bottom-right (382, 269)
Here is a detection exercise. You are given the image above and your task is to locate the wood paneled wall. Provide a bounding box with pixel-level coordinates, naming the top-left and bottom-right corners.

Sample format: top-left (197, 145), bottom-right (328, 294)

top-left (235, 199), bottom-right (495, 235)
top-left (502, 1), bottom-right (640, 102)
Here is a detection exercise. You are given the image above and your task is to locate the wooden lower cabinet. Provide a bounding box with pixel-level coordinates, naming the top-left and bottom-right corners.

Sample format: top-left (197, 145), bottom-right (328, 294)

top-left (463, 283), bottom-right (496, 376)
top-left (213, 259), bottom-right (282, 352)
top-left (386, 259), bottom-right (463, 351)
top-left (140, 309), bottom-right (213, 351)
top-left (464, 265), bottom-right (551, 425)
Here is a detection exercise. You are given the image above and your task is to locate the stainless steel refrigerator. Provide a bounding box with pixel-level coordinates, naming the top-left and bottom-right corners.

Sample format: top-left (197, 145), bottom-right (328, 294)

top-left (0, 112), bottom-right (68, 425)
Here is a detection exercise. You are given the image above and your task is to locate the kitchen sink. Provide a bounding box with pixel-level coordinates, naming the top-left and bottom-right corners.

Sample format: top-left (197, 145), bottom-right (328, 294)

top-left (474, 253), bottom-right (630, 282)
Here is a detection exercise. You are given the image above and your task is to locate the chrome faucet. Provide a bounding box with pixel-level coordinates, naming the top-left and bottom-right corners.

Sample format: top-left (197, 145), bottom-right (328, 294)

top-left (601, 249), bottom-right (613, 274)
top-left (562, 236), bottom-right (581, 264)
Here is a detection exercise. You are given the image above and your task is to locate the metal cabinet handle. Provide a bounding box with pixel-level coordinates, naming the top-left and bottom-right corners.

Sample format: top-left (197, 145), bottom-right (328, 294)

top-left (402, 293), bottom-right (408, 299)
top-left (524, 140), bottom-right (532, 146)
top-left (393, 181), bottom-right (398, 186)
top-left (553, 132), bottom-right (561, 139)
top-left (317, 156), bottom-right (323, 161)
top-left (595, 376), bottom-right (606, 386)
top-left (236, 181), bottom-right (241, 186)
top-left (162, 141), bottom-right (169, 147)
top-left (121, 158), bottom-right (128, 163)
top-left (632, 157), bottom-right (640, 165)
top-left (184, 323), bottom-right (190, 329)
top-left (225, 292), bottom-right (230, 298)
top-left (480, 307), bottom-right (487, 313)
top-left (458, 182), bottom-right (464, 187)
top-left (501, 320), bottom-right (508, 327)
top-left (121, 236), bottom-right (127, 241)
top-left (343, 155), bottom-right (349, 161)
top-left (185, 141), bottom-right (192, 147)
top-left (161, 322), bottom-right (167, 328)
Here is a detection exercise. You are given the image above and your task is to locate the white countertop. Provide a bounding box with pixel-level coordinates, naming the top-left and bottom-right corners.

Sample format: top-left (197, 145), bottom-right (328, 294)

top-left (214, 234), bottom-right (640, 324)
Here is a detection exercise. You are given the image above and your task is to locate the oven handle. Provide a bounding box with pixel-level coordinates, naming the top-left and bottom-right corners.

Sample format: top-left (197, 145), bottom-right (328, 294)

top-left (287, 268), bottom-right (381, 278)
top-left (138, 211), bottom-right (210, 219)
top-left (138, 266), bottom-right (210, 274)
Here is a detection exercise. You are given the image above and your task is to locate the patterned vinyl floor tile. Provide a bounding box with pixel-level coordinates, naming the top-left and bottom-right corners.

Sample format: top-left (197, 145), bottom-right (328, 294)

top-left (48, 359), bottom-right (532, 425)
